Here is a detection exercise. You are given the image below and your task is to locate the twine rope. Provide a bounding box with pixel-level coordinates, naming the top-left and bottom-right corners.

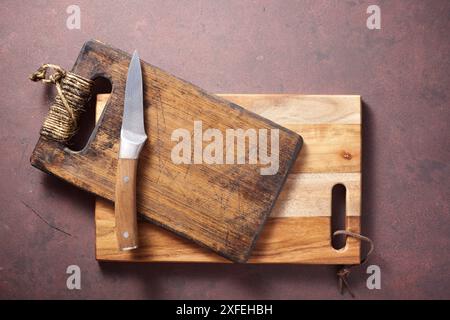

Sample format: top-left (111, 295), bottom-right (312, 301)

top-left (30, 64), bottom-right (93, 142)
top-left (333, 230), bottom-right (374, 298)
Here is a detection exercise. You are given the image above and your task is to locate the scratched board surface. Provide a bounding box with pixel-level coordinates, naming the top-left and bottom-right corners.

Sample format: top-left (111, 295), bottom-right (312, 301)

top-left (95, 94), bottom-right (362, 264)
top-left (30, 40), bottom-right (302, 263)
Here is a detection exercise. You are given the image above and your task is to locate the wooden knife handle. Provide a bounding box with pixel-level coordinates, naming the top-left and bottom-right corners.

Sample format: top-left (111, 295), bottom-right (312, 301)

top-left (115, 158), bottom-right (139, 251)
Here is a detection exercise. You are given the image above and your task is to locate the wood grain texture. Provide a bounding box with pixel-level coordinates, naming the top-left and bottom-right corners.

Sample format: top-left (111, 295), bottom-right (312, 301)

top-left (221, 95), bottom-right (361, 174)
top-left (96, 198), bottom-right (360, 264)
top-left (271, 172), bottom-right (360, 218)
top-left (95, 93), bottom-right (362, 264)
top-left (114, 158), bottom-right (139, 251)
top-left (30, 40), bottom-right (302, 263)
top-left (219, 94), bottom-right (361, 125)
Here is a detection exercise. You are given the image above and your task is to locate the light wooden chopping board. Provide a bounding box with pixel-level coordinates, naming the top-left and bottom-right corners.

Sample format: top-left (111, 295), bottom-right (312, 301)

top-left (95, 94), bottom-right (361, 264)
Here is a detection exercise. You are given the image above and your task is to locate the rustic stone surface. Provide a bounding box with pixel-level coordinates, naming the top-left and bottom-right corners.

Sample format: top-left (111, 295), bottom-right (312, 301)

top-left (0, 0), bottom-right (449, 299)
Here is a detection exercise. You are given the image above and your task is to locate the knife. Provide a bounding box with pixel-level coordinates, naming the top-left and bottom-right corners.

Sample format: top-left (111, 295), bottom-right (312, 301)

top-left (115, 50), bottom-right (147, 251)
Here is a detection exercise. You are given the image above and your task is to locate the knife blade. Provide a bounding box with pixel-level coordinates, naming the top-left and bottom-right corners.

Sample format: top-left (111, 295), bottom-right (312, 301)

top-left (115, 50), bottom-right (147, 251)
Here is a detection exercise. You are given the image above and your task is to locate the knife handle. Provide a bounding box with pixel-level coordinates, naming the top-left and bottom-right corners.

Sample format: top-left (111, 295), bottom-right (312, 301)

top-left (115, 158), bottom-right (139, 251)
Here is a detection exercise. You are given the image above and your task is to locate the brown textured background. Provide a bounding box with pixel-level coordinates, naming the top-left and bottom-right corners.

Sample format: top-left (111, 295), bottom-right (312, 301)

top-left (0, 0), bottom-right (449, 299)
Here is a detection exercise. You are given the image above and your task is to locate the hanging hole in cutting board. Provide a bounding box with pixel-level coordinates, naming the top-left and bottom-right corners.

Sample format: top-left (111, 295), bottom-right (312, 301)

top-left (68, 77), bottom-right (112, 151)
top-left (331, 183), bottom-right (347, 250)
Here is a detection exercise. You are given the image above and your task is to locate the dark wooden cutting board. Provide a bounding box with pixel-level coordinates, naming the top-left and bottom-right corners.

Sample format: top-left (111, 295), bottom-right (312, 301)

top-left (30, 40), bottom-right (302, 262)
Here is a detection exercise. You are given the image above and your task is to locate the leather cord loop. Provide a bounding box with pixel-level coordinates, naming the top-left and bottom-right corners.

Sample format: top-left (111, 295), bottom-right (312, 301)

top-left (333, 230), bottom-right (374, 298)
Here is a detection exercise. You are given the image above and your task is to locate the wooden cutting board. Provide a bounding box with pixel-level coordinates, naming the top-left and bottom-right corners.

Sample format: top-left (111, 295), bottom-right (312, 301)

top-left (95, 94), bottom-right (362, 264)
top-left (30, 40), bottom-right (302, 263)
